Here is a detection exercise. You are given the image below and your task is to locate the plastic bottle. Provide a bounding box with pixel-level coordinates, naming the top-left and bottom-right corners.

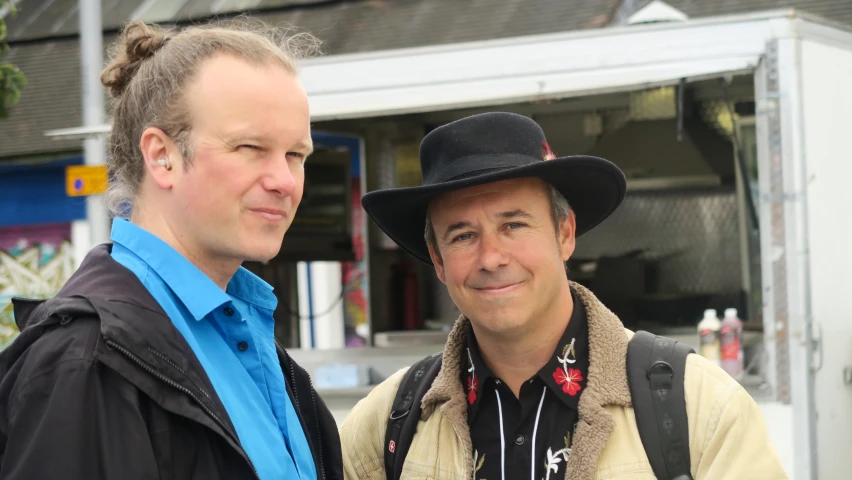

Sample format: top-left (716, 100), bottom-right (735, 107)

top-left (697, 309), bottom-right (721, 366)
top-left (720, 308), bottom-right (744, 378)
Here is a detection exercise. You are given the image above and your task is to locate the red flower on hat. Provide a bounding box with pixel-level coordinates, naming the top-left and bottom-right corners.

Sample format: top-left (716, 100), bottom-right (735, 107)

top-left (553, 367), bottom-right (583, 396)
top-left (466, 375), bottom-right (479, 405)
top-left (542, 141), bottom-right (556, 161)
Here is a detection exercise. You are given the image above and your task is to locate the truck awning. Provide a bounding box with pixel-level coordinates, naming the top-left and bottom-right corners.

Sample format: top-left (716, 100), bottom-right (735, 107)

top-left (301, 13), bottom-right (775, 120)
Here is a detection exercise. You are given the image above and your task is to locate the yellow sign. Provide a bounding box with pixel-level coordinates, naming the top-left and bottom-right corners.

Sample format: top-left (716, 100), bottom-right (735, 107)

top-left (66, 165), bottom-right (108, 197)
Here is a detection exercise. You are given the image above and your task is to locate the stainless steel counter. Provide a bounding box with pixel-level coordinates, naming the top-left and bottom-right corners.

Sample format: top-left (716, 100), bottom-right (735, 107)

top-left (289, 327), bottom-right (770, 425)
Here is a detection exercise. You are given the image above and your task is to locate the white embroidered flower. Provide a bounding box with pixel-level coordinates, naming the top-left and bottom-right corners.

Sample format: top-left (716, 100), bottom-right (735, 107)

top-left (542, 434), bottom-right (572, 480)
top-left (471, 449), bottom-right (485, 480)
top-left (556, 338), bottom-right (577, 366)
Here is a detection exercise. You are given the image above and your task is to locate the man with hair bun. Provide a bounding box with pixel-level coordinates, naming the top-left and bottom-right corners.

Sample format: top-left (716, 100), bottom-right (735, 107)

top-left (0, 20), bottom-right (342, 480)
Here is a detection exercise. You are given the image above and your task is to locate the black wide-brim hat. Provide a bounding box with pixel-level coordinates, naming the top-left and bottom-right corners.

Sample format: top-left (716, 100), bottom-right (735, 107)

top-left (361, 112), bottom-right (627, 265)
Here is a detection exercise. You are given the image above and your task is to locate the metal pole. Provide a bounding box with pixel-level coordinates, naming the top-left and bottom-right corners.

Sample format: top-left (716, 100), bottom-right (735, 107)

top-left (78, 0), bottom-right (110, 247)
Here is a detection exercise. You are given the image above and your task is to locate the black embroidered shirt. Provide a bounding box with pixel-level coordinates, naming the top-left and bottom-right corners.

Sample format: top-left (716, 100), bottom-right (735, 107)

top-left (462, 291), bottom-right (590, 480)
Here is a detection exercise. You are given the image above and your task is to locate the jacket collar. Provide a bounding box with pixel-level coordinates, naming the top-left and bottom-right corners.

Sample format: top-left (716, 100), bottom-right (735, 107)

top-left (421, 282), bottom-right (631, 480)
top-left (55, 244), bottom-right (209, 368)
top-left (11, 245), bottom-right (239, 440)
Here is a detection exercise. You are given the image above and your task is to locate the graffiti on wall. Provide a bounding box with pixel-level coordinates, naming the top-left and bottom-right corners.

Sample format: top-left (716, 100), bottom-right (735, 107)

top-left (342, 178), bottom-right (369, 348)
top-left (0, 224), bottom-right (74, 349)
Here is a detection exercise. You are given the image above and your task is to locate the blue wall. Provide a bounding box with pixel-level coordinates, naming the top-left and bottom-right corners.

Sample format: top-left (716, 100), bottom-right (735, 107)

top-left (0, 156), bottom-right (86, 228)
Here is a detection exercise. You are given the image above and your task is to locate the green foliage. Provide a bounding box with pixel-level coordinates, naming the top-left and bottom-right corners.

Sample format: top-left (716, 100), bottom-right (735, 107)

top-left (0, 0), bottom-right (27, 118)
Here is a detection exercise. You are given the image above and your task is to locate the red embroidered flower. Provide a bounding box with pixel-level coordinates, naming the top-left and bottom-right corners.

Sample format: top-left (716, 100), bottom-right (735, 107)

top-left (553, 367), bottom-right (583, 396)
top-left (466, 375), bottom-right (479, 405)
top-left (542, 141), bottom-right (556, 160)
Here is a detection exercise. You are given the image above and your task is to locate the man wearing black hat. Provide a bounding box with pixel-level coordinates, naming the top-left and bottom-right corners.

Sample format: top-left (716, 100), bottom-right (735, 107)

top-left (340, 112), bottom-right (785, 480)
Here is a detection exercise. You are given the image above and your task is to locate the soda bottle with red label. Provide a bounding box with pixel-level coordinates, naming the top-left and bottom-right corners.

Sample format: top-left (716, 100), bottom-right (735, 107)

top-left (720, 308), bottom-right (744, 379)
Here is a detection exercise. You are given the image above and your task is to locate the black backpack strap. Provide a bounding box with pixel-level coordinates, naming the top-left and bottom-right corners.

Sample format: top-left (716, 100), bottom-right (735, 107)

top-left (383, 352), bottom-right (443, 480)
top-left (627, 331), bottom-right (695, 480)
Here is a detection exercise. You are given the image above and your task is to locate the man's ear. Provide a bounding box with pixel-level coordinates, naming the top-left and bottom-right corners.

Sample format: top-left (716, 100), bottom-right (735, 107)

top-left (428, 242), bottom-right (446, 284)
top-left (139, 126), bottom-right (180, 190)
top-left (558, 210), bottom-right (576, 262)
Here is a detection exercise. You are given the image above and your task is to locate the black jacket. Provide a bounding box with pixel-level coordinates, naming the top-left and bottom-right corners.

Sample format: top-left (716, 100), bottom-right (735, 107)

top-left (0, 245), bottom-right (343, 480)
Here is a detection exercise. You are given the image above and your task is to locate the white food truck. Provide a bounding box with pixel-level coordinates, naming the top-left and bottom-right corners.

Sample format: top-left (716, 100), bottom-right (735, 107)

top-left (291, 8), bottom-right (852, 479)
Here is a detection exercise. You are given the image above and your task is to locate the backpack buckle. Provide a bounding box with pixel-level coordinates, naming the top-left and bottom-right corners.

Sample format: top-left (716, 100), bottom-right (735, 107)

top-left (647, 360), bottom-right (674, 390)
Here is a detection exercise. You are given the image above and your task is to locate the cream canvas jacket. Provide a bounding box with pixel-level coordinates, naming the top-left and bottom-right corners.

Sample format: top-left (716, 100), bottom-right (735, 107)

top-left (340, 283), bottom-right (787, 480)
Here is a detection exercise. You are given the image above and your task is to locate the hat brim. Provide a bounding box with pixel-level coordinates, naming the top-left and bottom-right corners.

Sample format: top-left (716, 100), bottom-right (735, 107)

top-left (361, 155), bottom-right (626, 265)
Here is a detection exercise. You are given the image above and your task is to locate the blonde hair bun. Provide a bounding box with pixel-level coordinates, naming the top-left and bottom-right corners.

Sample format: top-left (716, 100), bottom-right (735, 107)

top-left (101, 22), bottom-right (170, 98)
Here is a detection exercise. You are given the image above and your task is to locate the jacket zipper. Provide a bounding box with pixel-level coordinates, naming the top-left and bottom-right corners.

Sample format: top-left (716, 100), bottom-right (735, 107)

top-left (148, 347), bottom-right (214, 403)
top-left (105, 339), bottom-right (260, 480)
top-left (279, 343), bottom-right (326, 480)
top-left (306, 370), bottom-right (327, 480)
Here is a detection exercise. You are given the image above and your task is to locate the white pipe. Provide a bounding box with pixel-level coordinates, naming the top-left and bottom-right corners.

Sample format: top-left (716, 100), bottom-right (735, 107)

top-left (79, 0), bottom-right (110, 247)
top-left (70, 220), bottom-right (90, 268)
top-left (310, 261), bottom-right (345, 350)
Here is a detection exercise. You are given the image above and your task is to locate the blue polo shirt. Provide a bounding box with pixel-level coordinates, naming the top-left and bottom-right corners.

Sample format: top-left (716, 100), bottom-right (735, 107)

top-left (110, 219), bottom-right (316, 480)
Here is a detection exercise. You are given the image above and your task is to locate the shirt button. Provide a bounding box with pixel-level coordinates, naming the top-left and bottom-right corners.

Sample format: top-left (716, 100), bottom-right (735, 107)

top-left (495, 380), bottom-right (501, 385)
top-left (224, 307), bottom-right (235, 316)
top-left (514, 435), bottom-right (525, 446)
top-left (237, 341), bottom-right (249, 351)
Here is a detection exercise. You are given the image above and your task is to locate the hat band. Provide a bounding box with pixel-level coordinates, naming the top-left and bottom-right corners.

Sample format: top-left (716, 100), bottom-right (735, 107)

top-left (425, 153), bottom-right (542, 185)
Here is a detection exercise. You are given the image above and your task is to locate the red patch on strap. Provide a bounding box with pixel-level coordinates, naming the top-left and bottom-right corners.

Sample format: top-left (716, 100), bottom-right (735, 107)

top-left (389, 440), bottom-right (396, 453)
